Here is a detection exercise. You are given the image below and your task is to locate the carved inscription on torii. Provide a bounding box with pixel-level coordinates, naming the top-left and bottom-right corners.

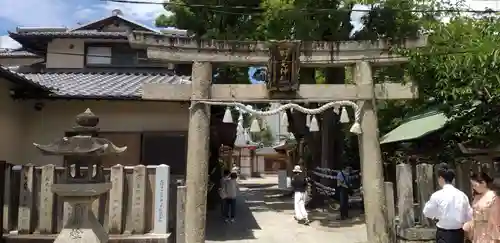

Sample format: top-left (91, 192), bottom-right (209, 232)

top-left (267, 41), bottom-right (301, 95)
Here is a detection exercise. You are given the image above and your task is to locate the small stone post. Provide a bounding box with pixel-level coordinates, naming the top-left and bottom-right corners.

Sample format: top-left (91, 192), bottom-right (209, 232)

top-left (0, 161), bottom-right (4, 242)
top-left (153, 164), bottom-right (170, 234)
top-left (176, 180), bottom-right (186, 243)
top-left (33, 109), bottom-right (127, 243)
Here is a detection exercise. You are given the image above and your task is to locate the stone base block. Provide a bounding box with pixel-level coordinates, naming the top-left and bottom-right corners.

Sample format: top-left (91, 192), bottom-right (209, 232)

top-left (55, 227), bottom-right (107, 243)
top-left (398, 227), bottom-right (436, 243)
top-left (3, 233), bottom-right (171, 243)
top-left (55, 202), bottom-right (108, 243)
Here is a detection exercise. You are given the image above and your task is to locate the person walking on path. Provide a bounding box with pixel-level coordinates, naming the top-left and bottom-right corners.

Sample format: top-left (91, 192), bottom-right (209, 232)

top-left (423, 163), bottom-right (472, 243)
top-left (222, 171), bottom-right (238, 223)
top-left (336, 165), bottom-right (353, 220)
top-left (291, 165), bottom-right (310, 225)
top-left (219, 170), bottom-right (231, 218)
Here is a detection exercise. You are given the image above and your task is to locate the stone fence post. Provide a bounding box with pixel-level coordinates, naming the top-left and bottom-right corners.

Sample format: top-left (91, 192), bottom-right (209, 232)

top-left (416, 163), bottom-right (434, 227)
top-left (153, 164), bottom-right (171, 235)
top-left (384, 181), bottom-right (396, 243)
top-left (108, 164), bottom-right (124, 234)
top-left (0, 161), bottom-right (5, 243)
top-left (396, 163), bottom-right (414, 232)
top-left (176, 180), bottom-right (186, 243)
top-left (39, 164), bottom-right (56, 234)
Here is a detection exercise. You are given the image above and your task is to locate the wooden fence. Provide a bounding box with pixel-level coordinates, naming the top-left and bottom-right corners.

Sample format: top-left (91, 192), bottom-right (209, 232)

top-left (1, 162), bottom-right (185, 242)
top-left (386, 161), bottom-right (499, 243)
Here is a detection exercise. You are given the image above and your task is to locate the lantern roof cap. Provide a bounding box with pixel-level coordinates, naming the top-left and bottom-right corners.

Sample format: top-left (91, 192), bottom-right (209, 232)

top-left (33, 108), bottom-right (127, 156)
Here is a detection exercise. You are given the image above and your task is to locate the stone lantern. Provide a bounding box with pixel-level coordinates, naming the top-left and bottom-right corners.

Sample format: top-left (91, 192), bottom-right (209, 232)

top-left (33, 109), bottom-right (127, 243)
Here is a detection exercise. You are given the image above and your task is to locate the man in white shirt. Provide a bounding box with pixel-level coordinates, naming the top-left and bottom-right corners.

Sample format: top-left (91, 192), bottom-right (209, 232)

top-left (423, 163), bottom-right (472, 243)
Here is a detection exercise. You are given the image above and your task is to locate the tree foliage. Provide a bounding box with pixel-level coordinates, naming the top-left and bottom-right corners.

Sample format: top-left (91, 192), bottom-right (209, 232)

top-left (401, 16), bottom-right (500, 147)
top-left (155, 0), bottom-right (444, 83)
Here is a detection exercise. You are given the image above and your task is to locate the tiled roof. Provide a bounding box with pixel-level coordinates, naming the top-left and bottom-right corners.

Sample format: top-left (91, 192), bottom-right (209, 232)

top-left (0, 50), bottom-right (39, 57)
top-left (0, 66), bottom-right (50, 91)
top-left (9, 31), bottom-right (128, 39)
top-left (19, 72), bottom-right (191, 99)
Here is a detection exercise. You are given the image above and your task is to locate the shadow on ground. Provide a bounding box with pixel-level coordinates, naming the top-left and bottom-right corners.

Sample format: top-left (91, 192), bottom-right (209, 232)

top-left (205, 192), bottom-right (261, 241)
top-left (244, 187), bottom-right (294, 212)
top-left (239, 181), bottom-right (366, 229)
top-left (241, 183), bottom-right (276, 189)
top-left (309, 209), bottom-right (365, 228)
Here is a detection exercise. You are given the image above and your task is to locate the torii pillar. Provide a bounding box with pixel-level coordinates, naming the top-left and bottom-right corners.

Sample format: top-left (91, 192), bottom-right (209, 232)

top-left (355, 61), bottom-right (389, 243)
top-left (184, 62), bottom-right (212, 243)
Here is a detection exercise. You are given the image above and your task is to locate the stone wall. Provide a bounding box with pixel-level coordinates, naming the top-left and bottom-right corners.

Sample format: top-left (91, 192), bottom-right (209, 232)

top-left (2, 163), bottom-right (183, 240)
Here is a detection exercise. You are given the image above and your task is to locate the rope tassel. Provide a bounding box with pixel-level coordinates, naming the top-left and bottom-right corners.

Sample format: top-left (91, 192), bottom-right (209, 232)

top-left (250, 118), bottom-right (261, 133)
top-left (281, 111), bottom-right (289, 127)
top-left (309, 115), bottom-right (320, 132)
top-left (349, 122), bottom-right (362, 134)
top-left (340, 106), bottom-right (350, 123)
top-left (222, 107), bottom-right (233, 123)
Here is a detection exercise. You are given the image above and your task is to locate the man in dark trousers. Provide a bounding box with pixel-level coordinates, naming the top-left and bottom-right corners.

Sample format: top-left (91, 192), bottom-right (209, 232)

top-left (423, 163), bottom-right (471, 243)
top-left (336, 165), bottom-right (352, 220)
top-left (219, 170), bottom-right (230, 218)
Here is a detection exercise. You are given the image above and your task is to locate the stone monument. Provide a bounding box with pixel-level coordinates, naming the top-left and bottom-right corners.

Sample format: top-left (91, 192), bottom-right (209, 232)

top-left (33, 108), bottom-right (127, 243)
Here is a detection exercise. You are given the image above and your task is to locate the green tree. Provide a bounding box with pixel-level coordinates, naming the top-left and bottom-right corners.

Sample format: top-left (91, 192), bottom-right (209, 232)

top-left (403, 16), bottom-right (500, 148)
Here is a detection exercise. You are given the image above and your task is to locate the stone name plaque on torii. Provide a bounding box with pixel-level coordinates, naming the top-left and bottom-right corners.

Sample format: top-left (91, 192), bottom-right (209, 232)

top-left (129, 31), bottom-right (427, 243)
top-left (266, 40), bottom-right (301, 95)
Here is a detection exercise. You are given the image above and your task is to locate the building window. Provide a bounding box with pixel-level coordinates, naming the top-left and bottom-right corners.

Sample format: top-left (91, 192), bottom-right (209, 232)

top-left (111, 44), bottom-right (139, 66)
top-left (85, 44), bottom-right (147, 66)
top-left (86, 46), bottom-right (112, 65)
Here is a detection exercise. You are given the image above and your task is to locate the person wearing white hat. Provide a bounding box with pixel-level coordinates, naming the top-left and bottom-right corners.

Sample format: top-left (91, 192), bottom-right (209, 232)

top-left (291, 165), bottom-right (310, 225)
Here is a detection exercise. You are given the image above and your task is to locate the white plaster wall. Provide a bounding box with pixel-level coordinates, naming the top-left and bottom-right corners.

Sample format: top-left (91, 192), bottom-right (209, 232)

top-left (0, 78), bottom-right (29, 164)
top-left (0, 84), bottom-right (189, 166)
top-left (46, 39), bottom-right (85, 69)
top-left (258, 156), bottom-right (265, 173)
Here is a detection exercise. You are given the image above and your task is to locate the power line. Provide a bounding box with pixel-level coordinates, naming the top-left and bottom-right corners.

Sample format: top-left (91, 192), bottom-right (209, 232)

top-left (101, 0), bottom-right (500, 15)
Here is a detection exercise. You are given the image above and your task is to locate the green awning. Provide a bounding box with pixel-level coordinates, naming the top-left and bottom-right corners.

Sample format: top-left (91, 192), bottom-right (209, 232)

top-left (380, 111), bottom-right (448, 144)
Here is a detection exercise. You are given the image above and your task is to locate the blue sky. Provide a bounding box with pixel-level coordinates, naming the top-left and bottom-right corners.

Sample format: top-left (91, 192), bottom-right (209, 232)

top-left (0, 0), bottom-right (497, 49)
top-left (0, 0), bottom-right (168, 48)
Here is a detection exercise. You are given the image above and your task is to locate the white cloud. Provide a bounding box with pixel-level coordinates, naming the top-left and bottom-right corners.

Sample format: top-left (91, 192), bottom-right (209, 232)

top-left (0, 36), bottom-right (21, 49)
top-left (465, 0), bottom-right (500, 10)
top-left (73, 7), bottom-right (101, 24)
top-left (350, 4), bottom-right (372, 38)
top-left (99, 1), bottom-right (168, 26)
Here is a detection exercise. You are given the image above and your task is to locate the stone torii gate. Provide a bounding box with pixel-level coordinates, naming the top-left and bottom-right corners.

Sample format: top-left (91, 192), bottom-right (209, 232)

top-left (129, 32), bottom-right (426, 243)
